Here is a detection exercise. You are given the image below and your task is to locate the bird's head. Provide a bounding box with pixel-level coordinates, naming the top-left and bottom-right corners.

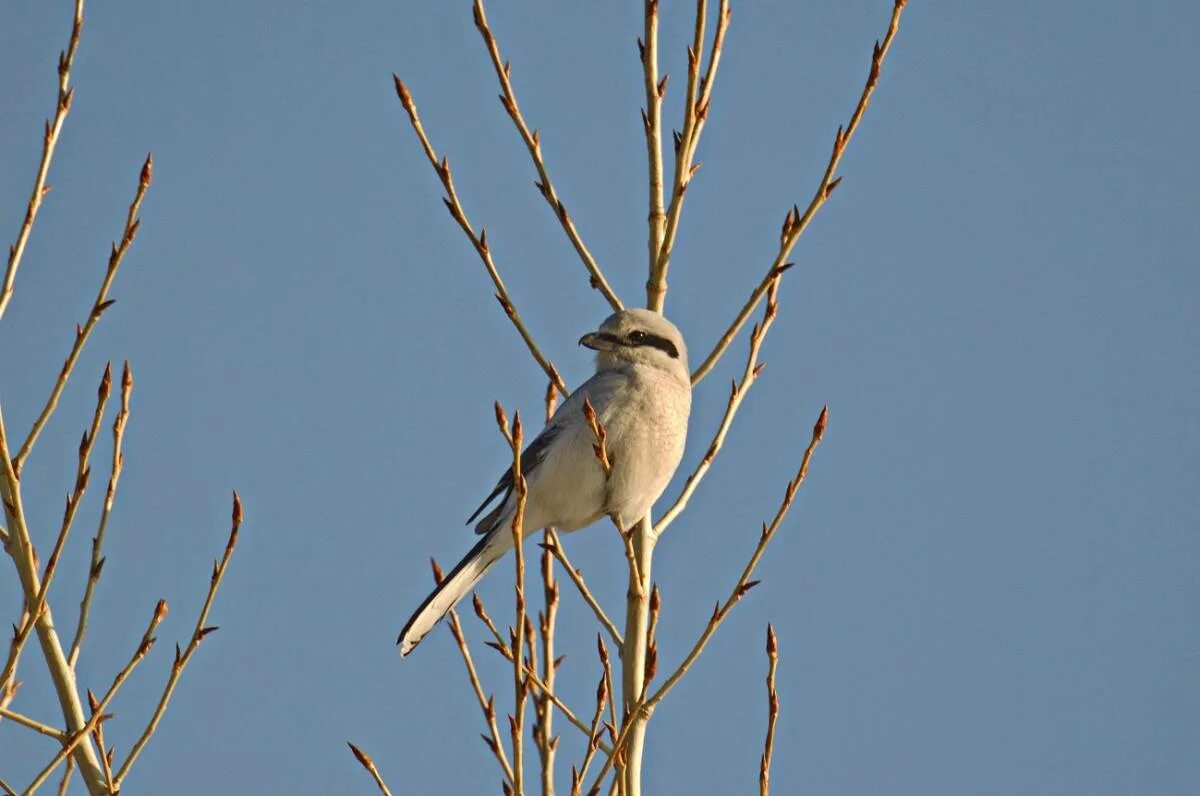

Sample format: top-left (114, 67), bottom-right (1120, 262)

top-left (579, 308), bottom-right (690, 383)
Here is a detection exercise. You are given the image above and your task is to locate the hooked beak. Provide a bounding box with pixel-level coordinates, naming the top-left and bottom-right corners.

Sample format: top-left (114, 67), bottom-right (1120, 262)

top-left (578, 331), bottom-right (616, 351)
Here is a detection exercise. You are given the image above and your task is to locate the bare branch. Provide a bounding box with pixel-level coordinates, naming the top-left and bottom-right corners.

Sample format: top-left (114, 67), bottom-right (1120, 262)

top-left (13, 156), bottom-right (151, 474)
top-left (4, 364), bottom-right (114, 693)
top-left (498, 407), bottom-right (530, 795)
top-left (0, 706), bottom-right (63, 740)
top-left (656, 275), bottom-right (782, 535)
top-left (759, 624), bottom-right (779, 796)
top-left (541, 531), bottom-right (622, 646)
top-left (644, 406), bottom-right (826, 713)
top-left (474, 592), bottom-right (613, 756)
top-left (24, 599), bottom-right (165, 794)
top-left (68, 361), bottom-right (132, 670)
top-left (472, 0), bottom-right (623, 313)
top-left (347, 743), bottom-right (394, 796)
top-left (0, 403), bottom-right (107, 791)
top-left (653, 1), bottom-right (731, 295)
top-left (642, 0), bottom-right (668, 308)
top-left (0, 0), bottom-right (85, 324)
top-left (55, 757), bottom-right (73, 796)
top-left (393, 75), bottom-right (568, 398)
top-left (537, 379), bottom-right (561, 795)
top-left (570, 672), bottom-right (610, 795)
top-left (691, 0), bottom-right (907, 383)
top-left (581, 398), bottom-right (612, 476)
top-left (431, 559), bottom-right (516, 786)
top-left (112, 492), bottom-right (244, 788)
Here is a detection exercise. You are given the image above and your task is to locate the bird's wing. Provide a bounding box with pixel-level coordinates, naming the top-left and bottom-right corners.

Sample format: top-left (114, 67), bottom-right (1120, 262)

top-left (465, 422), bottom-right (562, 530)
top-left (465, 370), bottom-right (619, 533)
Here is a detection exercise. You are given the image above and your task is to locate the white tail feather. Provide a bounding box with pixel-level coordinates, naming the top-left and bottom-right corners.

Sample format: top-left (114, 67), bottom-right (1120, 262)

top-left (398, 531), bottom-right (511, 656)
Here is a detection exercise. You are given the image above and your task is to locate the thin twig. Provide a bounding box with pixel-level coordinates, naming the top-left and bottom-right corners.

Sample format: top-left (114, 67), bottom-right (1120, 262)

top-left (393, 76), bottom-right (568, 398)
top-left (597, 636), bottom-right (618, 746)
top-left (581, 399), bottom-right (611, 476)
top-left (55, 757), bottom-right (73, 796)
top-left (653, 1), bottom-right (731, 295)
top-left (111, 492), bottom-right (244, 788)
top-left (540, 530), bottom-right (622, 646)
top-left (347, 743), bottom-right (394, 796)
top-left (571, 673), bottom-right (610, 796)
top-left (759, 624), bottom-right (779, 796)
top-left (497, 406), bottom-right (529, 796)
top-left (0, 0), bottom-right (85, 324)
top-left (471, 0), bottom-right (623, 313)
top-left (643, 407), bottom-right (826, 714)
top-left (68, 362), bottom-right (132, 670)
top-left (0, 706), bottom-right (63, 740)
top-left (691, 0), bottom-right (907, 384)
top-left (537, 380), bottom-right (561, 796)
top-left (86, 689), bottom-right (116, 792)
top-left (641, 0), bottom-right (668, 308)
top-left (592, 408), bottom-right (827, 786)
top-left (639, 586), bottom-right (661, 703)
top-left (13, 156), bottom-right (151, 474)
top-left (24, 599), bottom-right (166, 794)
top-left (656, 276), bottom-right (782, 536)
top-left (474, 597), bottom-right (613, 755)
top-left (431, 559), bottom-right (515, 786)
top-left (536, 547), bottom-right (561, 794)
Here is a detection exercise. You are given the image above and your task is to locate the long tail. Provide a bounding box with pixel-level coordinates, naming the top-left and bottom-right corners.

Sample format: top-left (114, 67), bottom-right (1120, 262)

top-left (397, 530), bottom-right (511, 656)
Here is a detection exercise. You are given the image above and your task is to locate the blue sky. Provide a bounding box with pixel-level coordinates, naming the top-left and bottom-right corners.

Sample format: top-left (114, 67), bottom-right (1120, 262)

top-left (1, 1), bottom-right (1197, 793)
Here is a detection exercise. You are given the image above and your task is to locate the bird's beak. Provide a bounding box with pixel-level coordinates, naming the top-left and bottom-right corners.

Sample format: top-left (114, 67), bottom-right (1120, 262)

top-left (578, 332), bottom-right (613, 351)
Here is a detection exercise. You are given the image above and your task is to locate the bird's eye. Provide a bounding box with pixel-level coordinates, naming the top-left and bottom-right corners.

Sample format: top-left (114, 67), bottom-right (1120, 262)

top-left (628, 330), bottom-right (646, 344)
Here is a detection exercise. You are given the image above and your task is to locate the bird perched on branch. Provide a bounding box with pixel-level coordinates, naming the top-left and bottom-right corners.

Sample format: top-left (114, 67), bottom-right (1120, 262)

top-left (398, 308), bottom-right (691, 655)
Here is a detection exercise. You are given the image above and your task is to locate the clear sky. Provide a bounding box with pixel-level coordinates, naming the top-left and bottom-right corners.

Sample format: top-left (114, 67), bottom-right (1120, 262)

top-left (2, 1), bottom-right (1197, 793)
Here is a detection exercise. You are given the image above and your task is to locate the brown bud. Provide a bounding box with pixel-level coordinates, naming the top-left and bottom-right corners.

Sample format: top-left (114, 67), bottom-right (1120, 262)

top-left (347, 742), bottom-right (371, 767)
top-left (814, 405), bottom-right (829, 440)
top-left (99, 362), bottom-right (113, 400)
top-left (140, 153), bottom-right (154, 188)
top-left (738, 580), bottom-right (761, 598)
top-left (473, 592), bottom-right (486, 620)
top-left (392, 74), bottom-right (414, 112)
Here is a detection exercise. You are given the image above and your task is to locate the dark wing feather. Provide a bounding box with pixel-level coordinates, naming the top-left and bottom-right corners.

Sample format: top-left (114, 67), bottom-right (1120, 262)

top-left (465, 423), bottom-right (562, 533)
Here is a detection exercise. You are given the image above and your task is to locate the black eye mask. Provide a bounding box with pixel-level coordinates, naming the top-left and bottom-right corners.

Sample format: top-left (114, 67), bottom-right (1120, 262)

top-left (597, 330), bottom-right (679, 359)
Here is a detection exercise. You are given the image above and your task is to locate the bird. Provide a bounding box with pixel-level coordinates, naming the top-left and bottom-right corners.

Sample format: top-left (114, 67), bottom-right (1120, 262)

top-left (398, 308), bottom-right (692, 656)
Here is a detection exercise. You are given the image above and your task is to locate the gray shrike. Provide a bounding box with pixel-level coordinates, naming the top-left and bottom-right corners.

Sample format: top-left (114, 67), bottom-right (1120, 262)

top-left (398, 308), bottom-right (692, 655)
